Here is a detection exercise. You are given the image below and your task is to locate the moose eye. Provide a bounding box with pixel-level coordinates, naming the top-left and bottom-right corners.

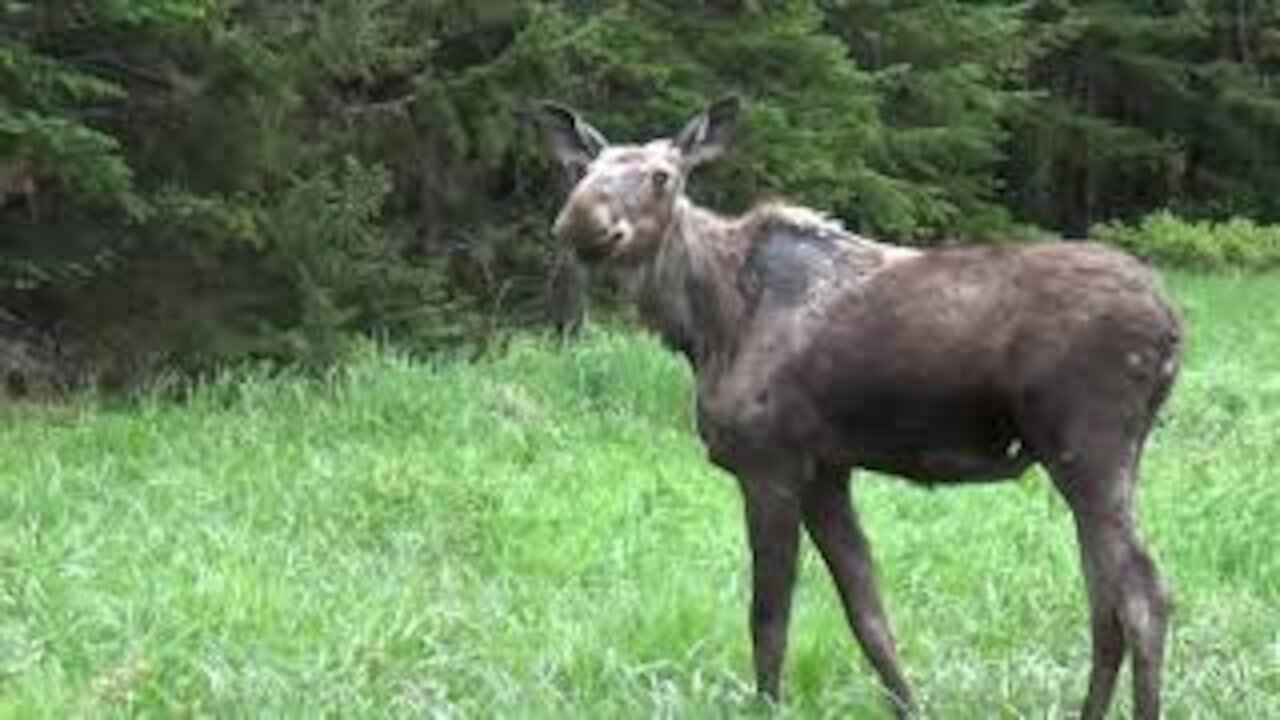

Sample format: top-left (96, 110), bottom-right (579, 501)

top-left (652, 169), bottom-right (672, 192)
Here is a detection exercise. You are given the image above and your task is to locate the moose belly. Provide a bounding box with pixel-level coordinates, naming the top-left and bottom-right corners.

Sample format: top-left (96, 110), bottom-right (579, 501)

top-left (823, 396), bottom-right (1034, 484)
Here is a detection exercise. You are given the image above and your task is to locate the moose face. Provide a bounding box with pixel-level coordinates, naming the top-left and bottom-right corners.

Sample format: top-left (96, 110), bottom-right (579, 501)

top-left (536, 97), bottom-right (739, 265)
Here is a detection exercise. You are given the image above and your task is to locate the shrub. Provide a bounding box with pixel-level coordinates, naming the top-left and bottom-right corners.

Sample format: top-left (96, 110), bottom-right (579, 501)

top-left (1094, 211), bottom-right (1280, 271)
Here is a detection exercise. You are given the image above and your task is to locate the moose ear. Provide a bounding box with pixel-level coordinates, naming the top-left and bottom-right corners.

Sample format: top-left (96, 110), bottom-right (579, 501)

top-left (534, 101), bottom-right (609, 168)
top-left (674, 96), bottom-right (740, 167)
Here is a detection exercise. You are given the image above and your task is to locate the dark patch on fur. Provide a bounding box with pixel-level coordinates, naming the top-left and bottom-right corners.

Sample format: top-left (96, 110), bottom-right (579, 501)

top-left (744, 224), bottom-right (843, 308)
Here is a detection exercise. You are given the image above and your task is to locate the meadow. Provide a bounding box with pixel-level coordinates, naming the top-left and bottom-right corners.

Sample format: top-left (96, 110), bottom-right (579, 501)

top-left (0, 272), bottom-right (1276, 718)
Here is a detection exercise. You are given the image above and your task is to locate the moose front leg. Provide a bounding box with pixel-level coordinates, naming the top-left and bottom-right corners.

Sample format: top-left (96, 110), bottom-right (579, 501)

top-left (738, 467), bottom-right (804, 702)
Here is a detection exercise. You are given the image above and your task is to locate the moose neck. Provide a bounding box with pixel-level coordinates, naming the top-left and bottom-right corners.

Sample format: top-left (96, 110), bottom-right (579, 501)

top-left (620, 198), bottom-right (749, 371)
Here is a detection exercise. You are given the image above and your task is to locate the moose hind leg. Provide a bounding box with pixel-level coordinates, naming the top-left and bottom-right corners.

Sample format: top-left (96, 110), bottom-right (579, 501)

top-left (738, 468), bottom-right (804, 702)
top-left (1123, 538), bottom-right (1169, 720)
top-left (1073, 515), bottom-right (1128, 720)
top-left (1071, 509), bottom-right (1169, 720)
top-left (1051, 447), bottom-right (1169, 720)
top-left (802, 467), bottom-right (915, 717)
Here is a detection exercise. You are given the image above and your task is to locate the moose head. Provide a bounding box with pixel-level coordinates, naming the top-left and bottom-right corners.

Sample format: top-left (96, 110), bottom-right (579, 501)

top-left (536, 97), bottom-right (740, 265)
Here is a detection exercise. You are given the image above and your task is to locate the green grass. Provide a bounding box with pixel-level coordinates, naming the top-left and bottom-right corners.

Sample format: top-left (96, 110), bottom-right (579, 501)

top-left (1, 272), bottom-right (1278, 718)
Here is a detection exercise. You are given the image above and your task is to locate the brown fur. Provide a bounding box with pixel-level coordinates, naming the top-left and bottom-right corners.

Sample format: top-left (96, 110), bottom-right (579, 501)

top-left (537, 98), bottom-right (1181, 718)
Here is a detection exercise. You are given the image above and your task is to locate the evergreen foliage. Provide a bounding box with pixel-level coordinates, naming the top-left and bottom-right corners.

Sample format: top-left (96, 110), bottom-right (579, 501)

top-left (1012, 0), bottom-right (1280, 234)
top-left (3, 0), bottom-right (1279, 382)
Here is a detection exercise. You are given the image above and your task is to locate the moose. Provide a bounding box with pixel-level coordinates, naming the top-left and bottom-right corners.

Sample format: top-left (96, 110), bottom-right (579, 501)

top-left (535, 97), bottom-right (1181, 718)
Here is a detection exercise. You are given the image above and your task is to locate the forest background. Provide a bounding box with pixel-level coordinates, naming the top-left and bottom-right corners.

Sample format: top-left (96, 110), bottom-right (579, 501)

top-left (4, 0), bottom-right (1279, 388)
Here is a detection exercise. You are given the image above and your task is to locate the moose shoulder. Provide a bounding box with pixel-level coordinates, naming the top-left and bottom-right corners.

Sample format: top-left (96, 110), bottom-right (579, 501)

top-left (536, 97), bottom-right (1181, 719)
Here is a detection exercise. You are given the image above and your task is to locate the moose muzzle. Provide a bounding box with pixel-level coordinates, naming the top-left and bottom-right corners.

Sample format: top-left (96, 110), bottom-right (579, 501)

top-left (553, 190), bottom-right (632, 263)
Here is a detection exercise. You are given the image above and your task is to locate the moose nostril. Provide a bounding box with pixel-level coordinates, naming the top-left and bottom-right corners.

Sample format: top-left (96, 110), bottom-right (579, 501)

top-left (605, 228), bottom-right (626, 245)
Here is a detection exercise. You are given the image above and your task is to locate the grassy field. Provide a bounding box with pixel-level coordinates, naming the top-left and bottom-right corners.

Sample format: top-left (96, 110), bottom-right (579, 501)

top-left (1, 272), bottom-right (1277, 718)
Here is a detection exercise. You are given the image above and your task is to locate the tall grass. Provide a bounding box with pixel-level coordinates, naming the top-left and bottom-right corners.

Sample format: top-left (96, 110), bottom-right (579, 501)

top-left (1, 273), bottom-right (1277, 718)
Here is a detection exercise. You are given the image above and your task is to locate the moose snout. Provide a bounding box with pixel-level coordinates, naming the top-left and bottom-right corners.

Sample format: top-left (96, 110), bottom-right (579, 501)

top-left (553, 196), bottom-right (630, 263)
